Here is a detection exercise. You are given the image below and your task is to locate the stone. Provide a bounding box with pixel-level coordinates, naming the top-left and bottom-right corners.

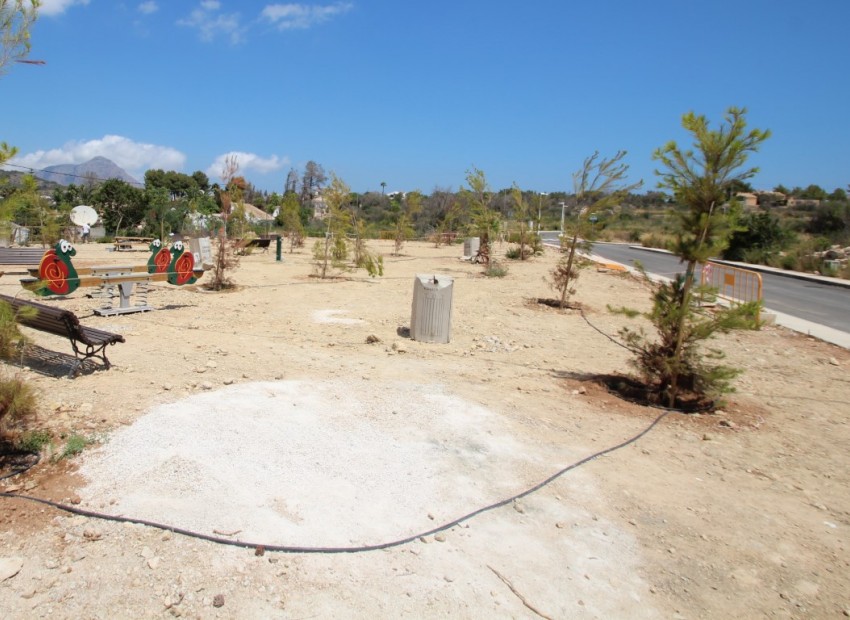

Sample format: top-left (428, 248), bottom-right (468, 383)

top-left (0, 557), bottom-right (24, 581)
top-left (201, 381), bottom-right (214, 390)
top-left (434, 534), bottom-right (446, 543)
top-left (83, 528), bottom-right (102, 541)
top-left (213, 594), bottom-right (225, 608)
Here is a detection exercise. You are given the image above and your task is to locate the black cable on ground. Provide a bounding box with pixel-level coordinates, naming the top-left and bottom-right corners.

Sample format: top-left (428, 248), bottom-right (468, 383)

top-left (0, 408), bottom-right (671, 554)
top-left (579, 307), bottom-right (634, 352)
top-left (0, 448), bottom-right (40, 481)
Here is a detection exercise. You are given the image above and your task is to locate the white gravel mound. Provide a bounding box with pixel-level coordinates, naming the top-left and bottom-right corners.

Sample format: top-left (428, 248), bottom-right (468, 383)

top-left (79, 380), bottom-right (541, 547)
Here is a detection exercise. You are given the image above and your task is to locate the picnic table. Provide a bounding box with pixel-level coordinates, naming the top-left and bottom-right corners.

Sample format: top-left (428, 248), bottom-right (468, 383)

top-left (114, 236), bottom-right (154, 251)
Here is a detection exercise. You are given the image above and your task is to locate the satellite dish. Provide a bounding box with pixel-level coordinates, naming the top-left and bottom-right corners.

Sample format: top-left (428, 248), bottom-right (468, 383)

top-left (70, 205), bottom-right (98, 226)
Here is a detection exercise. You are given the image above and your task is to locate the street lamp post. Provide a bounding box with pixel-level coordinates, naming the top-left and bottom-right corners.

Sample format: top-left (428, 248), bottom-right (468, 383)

top-left (537, 192), bottom-right (547, 232)
top-left (559, 202), bottom-right (566, 236)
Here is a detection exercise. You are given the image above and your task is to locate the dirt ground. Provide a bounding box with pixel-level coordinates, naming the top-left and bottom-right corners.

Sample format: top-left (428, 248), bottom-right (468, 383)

top-left (0, 238), bottom-right (848, 619)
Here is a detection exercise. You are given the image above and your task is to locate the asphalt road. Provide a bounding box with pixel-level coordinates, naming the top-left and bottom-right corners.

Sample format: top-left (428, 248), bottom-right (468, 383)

top-left (541, 234), bottom-right (850, 333)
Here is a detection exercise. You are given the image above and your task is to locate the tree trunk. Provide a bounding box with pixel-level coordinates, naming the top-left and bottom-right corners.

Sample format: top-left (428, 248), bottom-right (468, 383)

top-left (667, 259), bottom-right (697, 407)
top-left (560, 234), bottom-right (580, 309)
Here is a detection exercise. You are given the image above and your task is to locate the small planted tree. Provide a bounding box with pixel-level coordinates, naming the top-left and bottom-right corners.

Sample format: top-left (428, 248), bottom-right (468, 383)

top-left (278, 192), bottom-right (304, 252)
top-left (461, 167), bottom-right (499, 265)
top-left (206, 155), bottom-right (241, 291)
top-left (312, 173), bottom-right (383, 278)
top-left (551, 151), bottom-right (641, 308)
top-left (392, 191), bottom-right (421, 256)
top-left (613, 107), bottom-right (770, 408)
top-left (312, 173), bottom-right (349, 278)
top-left (507, 184), bottom-right (539, 260)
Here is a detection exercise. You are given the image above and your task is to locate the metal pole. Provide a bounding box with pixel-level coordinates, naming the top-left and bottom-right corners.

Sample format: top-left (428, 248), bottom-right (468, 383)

top-left (559, 202), bottom-right (565, 236)
top-left (537, 194), bottom-right (542, 232)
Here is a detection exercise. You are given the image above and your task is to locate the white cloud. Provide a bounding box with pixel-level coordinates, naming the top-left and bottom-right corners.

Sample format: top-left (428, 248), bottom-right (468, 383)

top-left (38, 0), bottom-right (91, 17)
top-left (206, 152), bottom-right (287, 181)
top-left (261, 2), bottom-right (353, 30)
top-left (138, 1), bottom-right (159, 15)
top-left (7, 135), bottom-right (186, 180)
top-left (178, 2), bottom-right (245, 44)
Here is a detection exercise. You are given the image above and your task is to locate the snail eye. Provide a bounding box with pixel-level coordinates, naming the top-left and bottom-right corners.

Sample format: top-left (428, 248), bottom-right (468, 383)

top-left (60, 240), bottom-right (72, 253)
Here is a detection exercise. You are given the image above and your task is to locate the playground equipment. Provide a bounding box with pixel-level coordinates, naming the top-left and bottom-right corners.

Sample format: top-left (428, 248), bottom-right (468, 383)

top-left (22, 239), bottom-right (205, 316)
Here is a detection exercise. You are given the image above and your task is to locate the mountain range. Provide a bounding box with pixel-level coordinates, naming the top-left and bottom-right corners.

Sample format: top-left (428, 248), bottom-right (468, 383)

top-left (35, 156), bottom-right (139, 186)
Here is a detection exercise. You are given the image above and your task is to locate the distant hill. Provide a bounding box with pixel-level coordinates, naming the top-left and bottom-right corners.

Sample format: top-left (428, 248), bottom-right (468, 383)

top-left (36, 156), bottom-right (140, 186)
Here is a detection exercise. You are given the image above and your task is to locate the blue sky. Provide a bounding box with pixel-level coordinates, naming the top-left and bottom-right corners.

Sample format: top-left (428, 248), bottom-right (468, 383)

top-left (2, 0), bottom-right (849, 195)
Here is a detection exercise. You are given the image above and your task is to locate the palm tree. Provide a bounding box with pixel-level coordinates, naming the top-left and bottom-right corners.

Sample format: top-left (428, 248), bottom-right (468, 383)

top-left (380, 181), bottom-right (387, 196)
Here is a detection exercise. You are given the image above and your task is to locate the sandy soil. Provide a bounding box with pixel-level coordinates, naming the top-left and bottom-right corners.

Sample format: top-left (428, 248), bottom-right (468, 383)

top-left (0, 239), bottom-right (849, 619)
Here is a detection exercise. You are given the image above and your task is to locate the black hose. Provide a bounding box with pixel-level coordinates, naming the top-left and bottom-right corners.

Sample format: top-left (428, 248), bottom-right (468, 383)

top-left (0, 409), bottom-right (670, 554)
top-left (0, 448), bottom-right (40, 481)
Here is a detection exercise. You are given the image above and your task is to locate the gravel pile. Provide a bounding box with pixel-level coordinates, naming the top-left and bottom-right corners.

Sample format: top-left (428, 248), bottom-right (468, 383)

top-left (78, 379), bottom-right (537, 548)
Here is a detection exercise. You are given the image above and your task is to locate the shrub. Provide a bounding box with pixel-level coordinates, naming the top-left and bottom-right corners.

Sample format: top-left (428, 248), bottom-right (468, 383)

top-left (779, 254), bottom-right (797, 270)
top-left (15, 429), bottom-right (52, 453)
top-left (0, 374), bottom-right (38, 435)
top-left (59, 433), bottom-right (90, 460)
top-left (484, 260), bottom-right (508, 278)
top-left (0, 300), bottom-right (35, 360)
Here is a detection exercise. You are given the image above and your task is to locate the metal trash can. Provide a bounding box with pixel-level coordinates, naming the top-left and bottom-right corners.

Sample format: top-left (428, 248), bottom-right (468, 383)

top-left (411, 274), bottom-right (453, 343)
top-left (463, 237), bottom-right (480, 259)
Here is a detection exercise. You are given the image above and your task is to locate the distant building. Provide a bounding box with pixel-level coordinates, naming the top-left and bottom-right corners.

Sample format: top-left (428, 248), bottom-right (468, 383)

top-left (786, 196), bottom-right (821, 209)
top-left (755, 191), bottom-right (787, 208)
top-left (312, 194), bottom-right (328, 220)
top-left (239, 203), bottom-right (275, 223)
top-left (735, 192), bottom-right (759, 208)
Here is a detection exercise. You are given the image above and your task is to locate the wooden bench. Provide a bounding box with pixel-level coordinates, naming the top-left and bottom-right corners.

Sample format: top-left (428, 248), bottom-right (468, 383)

top-left (0, 293), bottom-right (125, 377)
top-left (0, 247), bottom-right (45, 275)
top-left (113, 236), bottom-right (154, 251)
top-left (236, 237), bottom-right (272, 255)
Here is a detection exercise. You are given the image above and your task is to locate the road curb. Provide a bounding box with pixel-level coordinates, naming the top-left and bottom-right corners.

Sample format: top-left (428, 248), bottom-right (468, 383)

top-left (625, 245), bottom-right (850, 289)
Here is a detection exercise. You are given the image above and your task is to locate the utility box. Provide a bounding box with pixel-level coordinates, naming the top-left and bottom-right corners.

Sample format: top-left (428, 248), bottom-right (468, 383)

top-left (411, 274), bottom-right (454, 344)
top-left (463, 237), bottom-right (480, 260)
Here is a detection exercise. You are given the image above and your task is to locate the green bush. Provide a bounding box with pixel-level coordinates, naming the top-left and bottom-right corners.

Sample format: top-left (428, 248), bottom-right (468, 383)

top-left (484, 260), bottom-right (508, 278)
top-left (0, 374), bottom-right (38, 434)
top-left (59, 434), bottom-right (90, 460)
top-left (15, 429), bottom-right (52, 452)
top-left (779, 254), bottom-right (797, 270)
top-left (640, 233), bottom-right (670, 250)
